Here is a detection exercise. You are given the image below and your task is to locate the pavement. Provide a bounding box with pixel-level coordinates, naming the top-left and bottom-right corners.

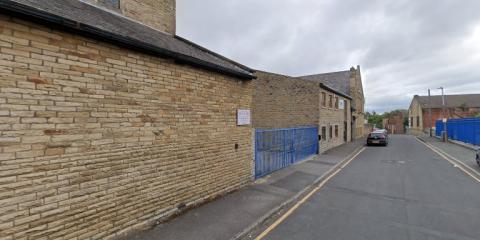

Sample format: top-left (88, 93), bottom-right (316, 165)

top-left (418, 135), bottom-right (480, 175)
top-left (123, 139), bottom-right (365, 240)
top-left (252, 135), bottom-right (480, 240)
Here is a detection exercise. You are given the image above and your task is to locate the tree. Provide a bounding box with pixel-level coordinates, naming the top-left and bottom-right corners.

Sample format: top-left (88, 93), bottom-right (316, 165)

top-left (368, 114), bottom-right (384, 129)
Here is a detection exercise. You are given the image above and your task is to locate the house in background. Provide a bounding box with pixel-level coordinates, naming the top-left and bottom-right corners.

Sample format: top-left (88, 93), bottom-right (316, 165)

top-left (300, 66), bottom-right (366, 139)
top-left (408, 94), bottom-right (480, 135)
top-left (382, 110), bottom-right (407, 134)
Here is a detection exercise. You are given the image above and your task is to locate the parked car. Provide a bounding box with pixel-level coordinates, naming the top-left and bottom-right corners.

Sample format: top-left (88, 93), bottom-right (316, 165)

top-left (367, 130), bottom-right (389, 146)
top-left (476, 148), bottom-right (480, 167)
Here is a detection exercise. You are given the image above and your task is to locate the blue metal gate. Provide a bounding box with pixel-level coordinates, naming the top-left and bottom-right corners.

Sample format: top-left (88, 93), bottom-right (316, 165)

top-left (254, 126), bottom-right (319, 179)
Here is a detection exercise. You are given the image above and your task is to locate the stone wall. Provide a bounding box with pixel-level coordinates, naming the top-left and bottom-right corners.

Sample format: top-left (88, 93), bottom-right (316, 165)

top-left (319, 89), bottom-right (351, 153)
top-left (0, 15), bottom-right (252, 239)
top-left (81, 0), bottom-right (176, 35)
top-left (408, 98), bottom-right (424, 135)
top-left (252, 71), bottom-right (319, 129)
top-left (121, 0), bottom-right (176, 35)
top-left (349, 66), bottom-right (365, 138)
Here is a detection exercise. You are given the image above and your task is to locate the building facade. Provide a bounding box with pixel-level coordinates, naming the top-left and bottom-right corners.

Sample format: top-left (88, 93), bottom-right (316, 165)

top-left (252, 71), bottom-right (353, 153)
top-left (318, 84), bottom-right (352, 153)
top-left (300, 66), bottom-right (365, 139)
top-left (408, 94), bottom-right (480, 135)
top-left (0, 0), bottom-right (255, 239)
top-left (382, 111), bottom-right (406, 134)
top-left (252, 71), bottom-right (319, 129)
top-left (81, 0), bottom-right (176, 35)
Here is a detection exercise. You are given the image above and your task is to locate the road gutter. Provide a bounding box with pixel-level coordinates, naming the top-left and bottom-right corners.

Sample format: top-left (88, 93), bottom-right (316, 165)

top-left (232, 145), bottom-right (366, 240)
top-left (416, 137), bottom-right (480, 183)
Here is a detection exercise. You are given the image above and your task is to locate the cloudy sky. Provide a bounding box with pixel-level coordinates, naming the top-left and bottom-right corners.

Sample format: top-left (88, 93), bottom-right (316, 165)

top-left (177, 0), bottom-right (480, 113)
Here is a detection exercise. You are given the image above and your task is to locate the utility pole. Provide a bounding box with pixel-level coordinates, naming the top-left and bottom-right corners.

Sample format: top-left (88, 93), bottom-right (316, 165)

top-left (439, 87), bottom-right (447, 142)
top-left (428, 89), bottom-right (432, 137)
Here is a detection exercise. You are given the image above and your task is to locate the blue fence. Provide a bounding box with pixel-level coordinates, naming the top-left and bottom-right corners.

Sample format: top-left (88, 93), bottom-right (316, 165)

top-left (254, 126), bottom-right (319, 179)
top-left (435, 118), bottom-right (480, 145)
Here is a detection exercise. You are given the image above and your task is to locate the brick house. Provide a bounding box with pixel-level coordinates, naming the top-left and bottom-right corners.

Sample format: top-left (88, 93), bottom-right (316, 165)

top-left (408, 94), bottom-right (480, 135)
top-left (0, 0), bottom-right (256, 239)
top-left (382, 110), bottom-right (406, 134)
top-left (300, 66), bottom-right (365, 139)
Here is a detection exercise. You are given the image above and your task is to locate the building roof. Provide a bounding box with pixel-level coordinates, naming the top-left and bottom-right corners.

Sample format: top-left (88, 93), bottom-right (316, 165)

top-left (0, 0), bottom-right (254, 79)
top-left (415, 94), bottom-right (480, 108)
top-left (299, 70), bottom-right (351, 96)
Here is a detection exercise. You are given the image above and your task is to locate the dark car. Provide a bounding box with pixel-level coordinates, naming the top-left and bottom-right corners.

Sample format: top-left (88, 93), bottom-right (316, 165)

top-left (476, 148), bottom-right (480, 167)
top-left (367, 131), bottom-right (389, 146)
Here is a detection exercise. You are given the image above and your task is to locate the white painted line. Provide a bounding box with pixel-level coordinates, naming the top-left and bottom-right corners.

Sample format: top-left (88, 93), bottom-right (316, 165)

top-left (417, 138), bottom-right (480, 183)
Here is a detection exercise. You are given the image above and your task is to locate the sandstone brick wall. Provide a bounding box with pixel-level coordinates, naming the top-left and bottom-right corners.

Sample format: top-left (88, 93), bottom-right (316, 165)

top-left (0, 15), bottom-right (253, 239)
top-left (319, 90), bottom-right (351, 153)
top-left (121, 0), bottom-right (176, 35)
top-left (349, 67), bottom-right (365, 139)
top-left (81, 0), bottom-right (176, 35)
top-left (252, 71), bottom-right (319, 129)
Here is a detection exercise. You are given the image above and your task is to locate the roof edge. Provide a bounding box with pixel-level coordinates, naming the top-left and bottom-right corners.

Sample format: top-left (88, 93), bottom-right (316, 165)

top-left (0, 1), bottom-right (254, 80)
top-left (319, 83), bottom-right (352, 100)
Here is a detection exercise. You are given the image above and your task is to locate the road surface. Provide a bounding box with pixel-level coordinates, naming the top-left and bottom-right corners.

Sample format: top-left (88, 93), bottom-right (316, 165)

top-left (257, 135), bottom-right (480, 240)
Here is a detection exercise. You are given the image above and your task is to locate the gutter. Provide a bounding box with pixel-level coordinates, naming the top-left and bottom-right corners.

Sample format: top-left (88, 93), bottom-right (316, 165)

top-left (0, 1), bottom-right (255, 80)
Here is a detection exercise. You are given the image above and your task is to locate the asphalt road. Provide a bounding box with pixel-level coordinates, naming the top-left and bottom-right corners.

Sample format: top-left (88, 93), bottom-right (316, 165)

top-left (260, 135), bottom-right (480, 240)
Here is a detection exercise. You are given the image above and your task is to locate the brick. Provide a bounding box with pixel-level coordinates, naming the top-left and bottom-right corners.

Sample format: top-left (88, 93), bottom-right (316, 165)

top-left (0, 14), bottom-right (254, 240)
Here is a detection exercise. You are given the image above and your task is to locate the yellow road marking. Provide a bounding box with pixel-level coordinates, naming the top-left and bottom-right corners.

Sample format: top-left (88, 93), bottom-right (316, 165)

top-left (255, 147), bottom-right (366, 240)
top-left (416, 138), bottom-right (480, 183)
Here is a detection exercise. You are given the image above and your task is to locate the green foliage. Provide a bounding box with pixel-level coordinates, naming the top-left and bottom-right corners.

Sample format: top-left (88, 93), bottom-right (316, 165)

top-left (367, 109), bottom-right (409, 129)
top-left (368, 114), bottom-right (384, 129)
top-left (476, 112), bottom-right (480, 118)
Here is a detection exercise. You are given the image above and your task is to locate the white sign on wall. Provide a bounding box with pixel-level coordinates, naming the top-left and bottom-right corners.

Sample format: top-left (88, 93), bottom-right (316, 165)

top-left (339, 99), bottom-right (345, 110)
top-left (237, 109), bottom-right (251, 126)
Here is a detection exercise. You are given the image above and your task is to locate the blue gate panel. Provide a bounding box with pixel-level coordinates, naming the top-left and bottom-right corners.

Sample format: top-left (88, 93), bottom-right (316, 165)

top-left (255, 126), bottom-right (319, 179)
top-left (436, 118), bottom-right (480, 146)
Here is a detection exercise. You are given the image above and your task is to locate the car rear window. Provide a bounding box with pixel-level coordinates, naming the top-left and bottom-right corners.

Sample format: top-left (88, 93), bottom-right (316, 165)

top-left (370, 133), bottom-right (384, 137)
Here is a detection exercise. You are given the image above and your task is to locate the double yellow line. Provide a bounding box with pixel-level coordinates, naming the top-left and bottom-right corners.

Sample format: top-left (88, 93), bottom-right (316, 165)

top-left (416, 138), bottom-right (480, 183)
top-left (255, 147), bottom-right (366, 240)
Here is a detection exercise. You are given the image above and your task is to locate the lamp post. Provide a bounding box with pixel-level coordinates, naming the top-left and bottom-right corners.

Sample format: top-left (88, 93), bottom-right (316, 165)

top-left (428, 89), bottom-right (432, 137)
top-left (438, 87), bottom-right (447, 142)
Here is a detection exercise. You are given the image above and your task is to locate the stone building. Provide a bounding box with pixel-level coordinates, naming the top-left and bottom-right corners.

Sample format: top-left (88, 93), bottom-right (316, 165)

top-left (300, 66), bottom-right (365, 139)
top-left (80, 0), bottom-right (176, 35)
top-left (0, 0), bottom-right (255, 239)
top-left (252, 71), bottom-right (352, 153)
top-left (252, 71), bottom-right (319, 129)
top-left (316, 83), bottom-right (352, 153)
top-left (408, 94), bottom-right (480, 135)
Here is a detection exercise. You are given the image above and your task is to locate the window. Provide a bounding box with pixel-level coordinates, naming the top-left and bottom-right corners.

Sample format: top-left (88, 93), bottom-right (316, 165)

top-left (410, 117), bottom-right (414, 127)
top-left (416, 116), bottom-right (420, 127)
top-left (321, 126), bottom-right (326, 141)
top-left (335, 96), bottom-right (339, 109)
top-left (329, 125), bottom-right (333, 139)
top-left (321, 92), bottom-right (326, 107)
top-left (328, 95), bottom-right (333, 108)
top-left (335, 125), bottom-right (339, 137)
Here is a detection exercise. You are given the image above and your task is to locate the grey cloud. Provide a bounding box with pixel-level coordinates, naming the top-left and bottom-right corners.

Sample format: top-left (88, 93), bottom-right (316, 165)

top-left (177, 0), bottom-right (480, 113)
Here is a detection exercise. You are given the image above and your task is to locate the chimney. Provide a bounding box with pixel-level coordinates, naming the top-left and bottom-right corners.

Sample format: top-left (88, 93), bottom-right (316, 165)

top-left (83, 0), bottom-right (176, 35)
top-left (121, 0), bottom-right (176, 35)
